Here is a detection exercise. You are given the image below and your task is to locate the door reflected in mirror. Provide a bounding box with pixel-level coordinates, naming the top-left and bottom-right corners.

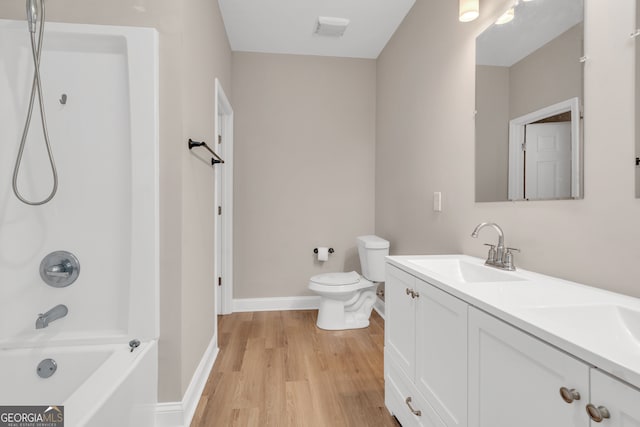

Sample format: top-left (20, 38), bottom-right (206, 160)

top-left (475, 0), bottom-right (584, 202)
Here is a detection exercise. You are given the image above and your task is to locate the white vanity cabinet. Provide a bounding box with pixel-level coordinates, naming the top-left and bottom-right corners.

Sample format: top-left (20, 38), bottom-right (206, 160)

top-left (468, 307), bottom-right (640, 427)
top-left (385, 256), bottom-right (640, 427)
top-left (385, 264), bottom-right (468, 427)
top-left (468, 307), bottom-right (590, 427)
top-left (386, 264), bottom-right (417, 379)
top-left (589, 369), bottom-right (640, 427)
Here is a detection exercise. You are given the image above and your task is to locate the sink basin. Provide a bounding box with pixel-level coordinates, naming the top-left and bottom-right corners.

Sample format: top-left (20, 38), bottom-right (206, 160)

top-left (519, 304), bottom-right (640, 353)
top-left (407, 258), bottom-right (527, 283)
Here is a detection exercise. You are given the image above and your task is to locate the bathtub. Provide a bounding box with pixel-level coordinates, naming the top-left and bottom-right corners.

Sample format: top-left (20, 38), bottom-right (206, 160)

top-left (0, 341), bottom-right (157, 426)
top-left (0, 19), bottom-right (159, 427)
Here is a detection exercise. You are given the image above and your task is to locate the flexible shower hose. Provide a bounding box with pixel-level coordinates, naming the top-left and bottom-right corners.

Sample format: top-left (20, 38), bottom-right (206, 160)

top-left (12, 0), bottom-right (58, 206)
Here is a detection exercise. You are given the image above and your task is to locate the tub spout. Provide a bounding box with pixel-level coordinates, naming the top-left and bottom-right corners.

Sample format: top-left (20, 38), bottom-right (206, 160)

top-left (36, 304), bottom-right (68, 329)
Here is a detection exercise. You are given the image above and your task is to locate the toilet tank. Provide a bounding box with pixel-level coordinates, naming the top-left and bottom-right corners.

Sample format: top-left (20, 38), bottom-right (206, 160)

top-left (357, 235), bottom-right (390, 282)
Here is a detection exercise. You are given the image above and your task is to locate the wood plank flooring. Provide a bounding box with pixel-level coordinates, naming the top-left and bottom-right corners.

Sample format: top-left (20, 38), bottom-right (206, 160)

top-left (191, 310), bottom-right (400, 427)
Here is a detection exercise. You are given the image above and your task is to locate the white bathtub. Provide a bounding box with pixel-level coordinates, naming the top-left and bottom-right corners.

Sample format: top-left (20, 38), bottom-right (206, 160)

top-left (0, 19), bottom-right (159, 427)
top-left (0, 341), bottom-right (157, 426)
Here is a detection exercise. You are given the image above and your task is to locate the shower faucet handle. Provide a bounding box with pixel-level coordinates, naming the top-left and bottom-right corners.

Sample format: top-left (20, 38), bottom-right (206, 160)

top-left (45, 262), bottom-right (72, 278)
top-left (40, 251), bottom-right (80, 287)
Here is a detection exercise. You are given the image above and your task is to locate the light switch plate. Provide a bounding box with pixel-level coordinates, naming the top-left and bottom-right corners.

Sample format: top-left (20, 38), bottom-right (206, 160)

top-left (433, 192), bottom-right (442, 212)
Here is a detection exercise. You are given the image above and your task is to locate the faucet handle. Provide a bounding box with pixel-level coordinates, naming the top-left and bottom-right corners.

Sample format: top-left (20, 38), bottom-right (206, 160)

top-left (503, 248), bottom-right (520, 271)
top-left (483, 243), bottom-right (497, 264)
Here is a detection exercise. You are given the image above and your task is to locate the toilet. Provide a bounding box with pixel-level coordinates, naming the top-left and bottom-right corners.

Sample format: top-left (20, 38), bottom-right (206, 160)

top-left (309, 235), bottom-right (390, 330)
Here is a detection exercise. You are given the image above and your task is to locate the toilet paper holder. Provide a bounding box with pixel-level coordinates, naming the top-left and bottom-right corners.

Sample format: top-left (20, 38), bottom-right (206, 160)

top-left (313, 248), bottom-right (334, 254)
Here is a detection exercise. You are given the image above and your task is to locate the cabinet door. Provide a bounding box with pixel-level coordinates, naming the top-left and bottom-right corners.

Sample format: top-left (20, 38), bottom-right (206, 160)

top-left (385, 264), bottom-right (417, 379)
top-left (589, 369), bottom-right (640, 426)
top-left (415, 279), bottom-right (468, 427)
top-left (468, 307), bottom-right (590, 427)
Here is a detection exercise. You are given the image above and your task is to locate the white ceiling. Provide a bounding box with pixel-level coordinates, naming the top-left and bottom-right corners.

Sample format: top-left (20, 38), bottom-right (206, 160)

top-left (477, 0), bottom-right (583, 67)
top-left (218, 0), bottom-right (416, 59)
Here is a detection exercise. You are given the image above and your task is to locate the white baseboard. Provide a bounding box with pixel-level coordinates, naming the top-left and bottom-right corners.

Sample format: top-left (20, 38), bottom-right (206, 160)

top-left (155, 402), bottom-right (183, 427)
top-left (156, 334), bottom-right (219, 427)
top-left (233, 296), bottom-right (320, 312)
top-left (373, 296), bottom-right (385, 320)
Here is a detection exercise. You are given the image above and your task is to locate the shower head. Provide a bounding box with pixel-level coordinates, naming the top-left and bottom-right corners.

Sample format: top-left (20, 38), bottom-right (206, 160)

top-left (26, 0), bottom-right (38, 33)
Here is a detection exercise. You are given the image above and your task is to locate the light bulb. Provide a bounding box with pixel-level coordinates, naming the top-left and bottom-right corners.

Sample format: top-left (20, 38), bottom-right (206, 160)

top-left (459, 0), bottom-right (479, 22)
top-left (496, 7), bottom-right (515, 25)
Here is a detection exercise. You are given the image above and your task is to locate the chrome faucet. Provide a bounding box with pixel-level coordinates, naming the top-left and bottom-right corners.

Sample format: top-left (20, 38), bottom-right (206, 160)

top-left (471, 222), bottom-right (519, 271)
top-left (36, 304), bottom-right (68, 329)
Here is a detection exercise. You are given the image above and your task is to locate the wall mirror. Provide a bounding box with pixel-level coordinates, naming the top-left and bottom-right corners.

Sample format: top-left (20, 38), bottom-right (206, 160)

top-left (475, 0), bottom-right (584, 202)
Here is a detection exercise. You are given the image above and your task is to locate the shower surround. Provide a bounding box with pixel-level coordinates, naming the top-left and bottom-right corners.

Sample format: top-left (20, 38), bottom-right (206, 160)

top-left (0, 19), bottom-right (158, 426)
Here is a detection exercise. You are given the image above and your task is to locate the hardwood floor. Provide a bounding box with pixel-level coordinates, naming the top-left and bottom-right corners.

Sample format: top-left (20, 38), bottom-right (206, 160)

top-left (191, 310), bottom-right (400, 427)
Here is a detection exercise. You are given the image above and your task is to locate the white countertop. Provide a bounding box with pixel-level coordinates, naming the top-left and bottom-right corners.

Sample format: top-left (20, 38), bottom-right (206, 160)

top-left (386, 254), bottom-right (640, 389)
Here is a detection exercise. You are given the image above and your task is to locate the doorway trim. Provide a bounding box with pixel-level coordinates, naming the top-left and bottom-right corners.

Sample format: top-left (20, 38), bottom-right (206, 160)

top-left (508, 97), bottom-right (580, 200)
top-left (215, 78), bottom-right (234, 315)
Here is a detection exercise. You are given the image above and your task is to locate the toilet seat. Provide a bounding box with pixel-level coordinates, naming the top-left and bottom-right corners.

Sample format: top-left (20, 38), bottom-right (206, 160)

top-left (308, 271), bottom-right (374, 295)
top-left (310, 271), bottom-right (360, 286)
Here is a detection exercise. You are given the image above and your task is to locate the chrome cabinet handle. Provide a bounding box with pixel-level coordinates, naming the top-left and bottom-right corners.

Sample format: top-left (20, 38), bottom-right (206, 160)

top-left (559, 387), bottom-right (581, 403)
top-left (405, 288), bottom-right (418, 298)
top-left (586, 404), bottom-right (610, 422)
top-left (405, 397), bottom-right (422, 416)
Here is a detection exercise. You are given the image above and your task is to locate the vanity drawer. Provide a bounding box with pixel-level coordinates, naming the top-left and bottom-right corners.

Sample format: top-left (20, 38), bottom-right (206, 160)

top-left (385, 351), bottom-right (445, 427)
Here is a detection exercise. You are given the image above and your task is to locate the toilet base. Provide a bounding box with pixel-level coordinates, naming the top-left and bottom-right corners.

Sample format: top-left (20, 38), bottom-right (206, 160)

top-left (315, 289), bottom-right (376, 331)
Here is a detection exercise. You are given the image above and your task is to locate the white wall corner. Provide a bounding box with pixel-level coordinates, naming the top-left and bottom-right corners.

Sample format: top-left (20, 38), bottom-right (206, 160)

top-left (373, 296), bottom-right (385, 320)
top-left (156, 334), bottom-right (219, 427)
top-left (232, 296), bottom-right (321, 312)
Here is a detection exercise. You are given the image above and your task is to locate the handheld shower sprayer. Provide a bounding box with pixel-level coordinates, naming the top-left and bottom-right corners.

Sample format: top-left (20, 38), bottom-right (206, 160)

top-left (26, 0), bottom-right (37, 33)
top-left (13, 0), bottom-right (59, 206)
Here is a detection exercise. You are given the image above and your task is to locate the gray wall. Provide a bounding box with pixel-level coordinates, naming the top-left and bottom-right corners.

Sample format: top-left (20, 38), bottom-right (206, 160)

top-left (0, 0), bottom-right (232, 402)
top-left (475, 65), bottom-right (509, 202)
top-left (509, 24), bottom-right (583, 120)
top-left (232, 52), bottom-right (376, 299)
top-left (178, 0), bottom-right (231, 399)
top-left (376, 0), bottom-right (640, 298)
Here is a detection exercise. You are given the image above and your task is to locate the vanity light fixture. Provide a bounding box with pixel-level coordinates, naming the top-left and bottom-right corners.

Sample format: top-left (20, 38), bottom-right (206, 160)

top-left (495, 7), bottom-right (515, 25)
top-left (459, 0), bottom-right (479, 22)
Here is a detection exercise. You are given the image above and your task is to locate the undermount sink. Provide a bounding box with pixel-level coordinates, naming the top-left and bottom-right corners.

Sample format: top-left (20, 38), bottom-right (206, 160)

top-left (407, 258), bottom-right (527, 283)
top-left (520, 304), bottom-right (640, 351)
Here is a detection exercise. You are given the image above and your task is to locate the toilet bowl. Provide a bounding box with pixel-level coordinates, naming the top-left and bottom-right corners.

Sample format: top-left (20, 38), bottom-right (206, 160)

top-left (309, 235), bottom-right (389, 330)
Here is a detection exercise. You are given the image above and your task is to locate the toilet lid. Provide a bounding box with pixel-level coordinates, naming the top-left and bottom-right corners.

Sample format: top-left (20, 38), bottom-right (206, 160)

top-left (310, 271), bottom-right (361, 286)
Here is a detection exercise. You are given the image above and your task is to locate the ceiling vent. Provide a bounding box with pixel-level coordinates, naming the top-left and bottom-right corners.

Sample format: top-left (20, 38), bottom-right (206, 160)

top-left (314, 16), bottom-right (350, 37)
